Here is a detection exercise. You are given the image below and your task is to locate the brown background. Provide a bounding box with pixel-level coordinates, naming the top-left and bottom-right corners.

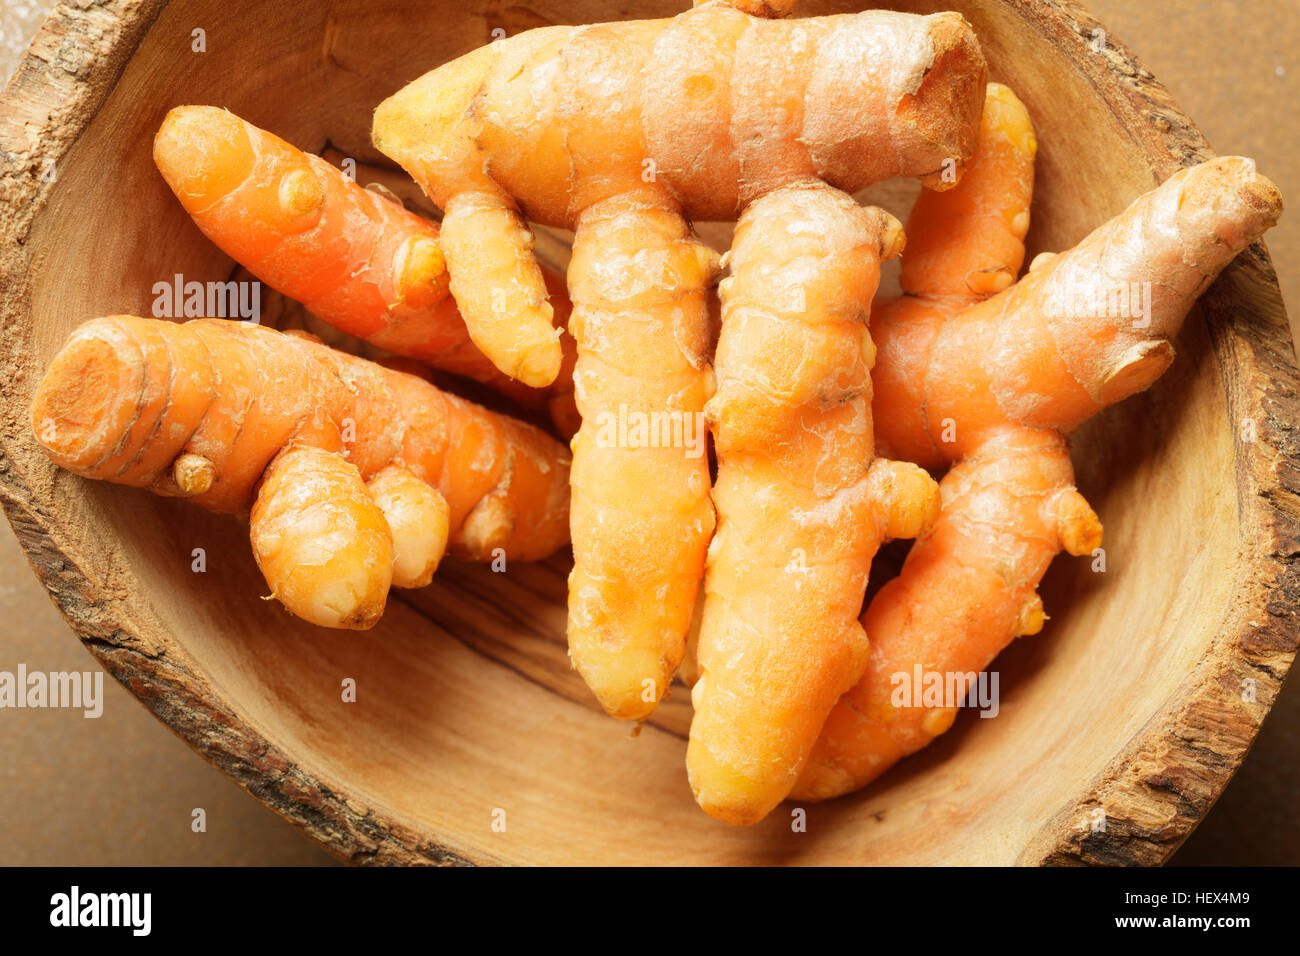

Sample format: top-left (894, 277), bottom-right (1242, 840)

top-left (0, 0), bottom-right (1295, 865)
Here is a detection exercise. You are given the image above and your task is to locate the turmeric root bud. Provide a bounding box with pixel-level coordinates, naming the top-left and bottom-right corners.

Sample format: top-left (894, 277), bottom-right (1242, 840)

top-left (457, 493), bottom-right (515, 561)
top-left (251, 445), bottom-right (394, 630)
top-left (391, 235), bottom-right (449, 312)
top-left (440, 190), bottom-right (561, 388)
top-left (172, 453), bottom-right (215, 496)
top-left (869, 459), bottom-right (941, 541)
top-left (1099, 339), bottom-right (1175, 408)
top-left (1054, 488), bottom-right (1103, 557)
top-left (1015, 593), bottom-right (1047, 637)
top-left (278, 167), bottom-right (326, 220)
top-left (367, 465), bottom-right (450, 589)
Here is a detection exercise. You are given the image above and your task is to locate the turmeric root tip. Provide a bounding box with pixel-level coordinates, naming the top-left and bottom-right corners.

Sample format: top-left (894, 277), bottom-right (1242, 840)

top-left (172, 453), bottom-right (216, 496)
top-left (250, 445), bottom-right (394, 629)
top-left (440, 189), bottom-right (561, 388)
top-left (367, 464), bottom-right (450, 589)
top-left (869, 458), bottom-right (941, 541)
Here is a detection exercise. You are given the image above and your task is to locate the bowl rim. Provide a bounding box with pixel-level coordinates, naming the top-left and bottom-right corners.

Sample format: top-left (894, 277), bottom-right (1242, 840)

top-left (0, 0), bottom-right (1297, 866)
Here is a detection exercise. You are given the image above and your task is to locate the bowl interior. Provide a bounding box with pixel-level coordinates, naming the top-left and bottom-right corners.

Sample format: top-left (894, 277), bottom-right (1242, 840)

top-left (20, 0), bottom-right (1242, 863)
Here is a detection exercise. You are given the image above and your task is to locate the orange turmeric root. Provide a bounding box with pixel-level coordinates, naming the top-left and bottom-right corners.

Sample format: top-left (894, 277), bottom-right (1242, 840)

top-left (688, 185), bottom-right (939, 825)
top-left (153, 106), bottom-right (578, 432)
top-left (565, 193), bottom-right (719, 719)
top-left (31, 316), bottom-right (571, 629)
top-left (792, 140), bottom-right (1283, 799)
top-left (374, 0), bottom-right (987, 719)
top-left (374, 3), bottom-right (984, 383)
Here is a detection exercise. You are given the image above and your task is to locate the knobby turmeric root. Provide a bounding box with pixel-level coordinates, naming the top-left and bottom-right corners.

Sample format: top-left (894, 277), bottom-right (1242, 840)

top-left (375, 3), bottom-right (984, 383)
top-left (564, 192), bottom-right (720, 719)
top-left (688, 185), bottom-right (940, 825)
top-left (374, 0), bottom-right (987, 721)
top-left (31, 316), bottom-right (571, 629)
top-left (793, 117), bottom-right (1283, 802)
top-left (153, 106), bottom-right (578, 434)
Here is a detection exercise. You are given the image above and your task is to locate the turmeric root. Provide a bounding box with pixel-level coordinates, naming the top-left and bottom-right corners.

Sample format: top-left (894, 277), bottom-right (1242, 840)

top-left (793, 149), bottom-right (1283, 800)
top-left (565, 193), bottom-right (719, 719)
top-left (251, 445), bottom-right (396, 628)
top-left (688, 185), bottom-right (939, 825)
top-left (366, 463), bottom-right (451, 589)
top-left (374, 3), bottom-right (984, 382)
top-left (153, 106), bottom-right (578, 431)
top-left (31, 316), bottom-right (571, 629)
top-left (374, 0), bottom-right (987, 718)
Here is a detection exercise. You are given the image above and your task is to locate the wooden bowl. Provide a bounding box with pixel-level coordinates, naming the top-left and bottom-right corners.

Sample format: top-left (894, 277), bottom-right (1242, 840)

top-left (1, 0), bottom-right (1296, 866)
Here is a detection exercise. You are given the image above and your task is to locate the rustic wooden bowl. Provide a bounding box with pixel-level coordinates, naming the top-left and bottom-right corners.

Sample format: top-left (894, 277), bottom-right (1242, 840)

top-left (1, 0), bottom-right (1296, 866)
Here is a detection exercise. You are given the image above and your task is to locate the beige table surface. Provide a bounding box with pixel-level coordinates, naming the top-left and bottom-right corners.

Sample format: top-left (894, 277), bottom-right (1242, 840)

top-left (1, 0), bottom-right (1295, 866)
